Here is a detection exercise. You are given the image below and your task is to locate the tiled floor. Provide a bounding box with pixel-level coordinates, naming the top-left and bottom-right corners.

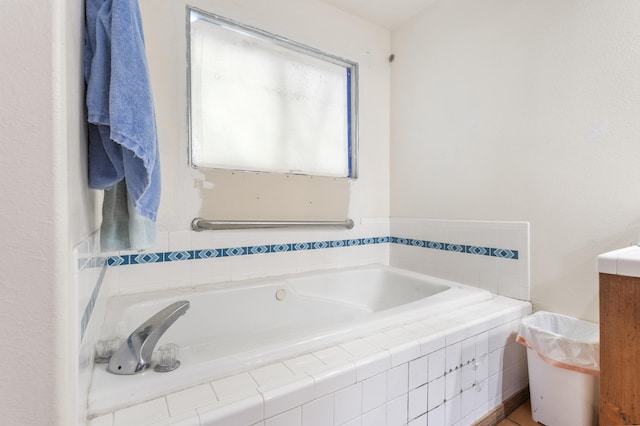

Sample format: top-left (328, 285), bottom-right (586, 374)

top-left (497, 400), bottom-right (539, 426)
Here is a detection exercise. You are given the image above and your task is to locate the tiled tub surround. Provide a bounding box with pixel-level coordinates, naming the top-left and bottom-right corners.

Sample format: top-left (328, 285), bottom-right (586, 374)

top-left (390, 219), bottom-right (530, 301)
top-left (90, 265), bottom-right (494, 413)
top-left (88, 295), bottom-right (531, 426)
top-left (78, 218), bottom-right (530, 425)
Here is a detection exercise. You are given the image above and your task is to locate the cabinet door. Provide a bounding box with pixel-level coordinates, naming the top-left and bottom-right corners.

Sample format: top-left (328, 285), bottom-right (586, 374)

top-left (599, 273), bottom-right (640, 425)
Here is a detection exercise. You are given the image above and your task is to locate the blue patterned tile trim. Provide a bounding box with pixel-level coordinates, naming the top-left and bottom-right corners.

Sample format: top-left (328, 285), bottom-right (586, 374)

top-left (391, 237), bottom-right (519, 260)
top-left (80, 260), bottom-right (107, 341)
top-left (106, 235), bottom-right (518, 267)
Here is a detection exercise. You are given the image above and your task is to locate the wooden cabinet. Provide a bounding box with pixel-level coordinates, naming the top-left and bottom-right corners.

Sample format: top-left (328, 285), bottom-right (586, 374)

top-left (599, 273), bottom-right (640, 425)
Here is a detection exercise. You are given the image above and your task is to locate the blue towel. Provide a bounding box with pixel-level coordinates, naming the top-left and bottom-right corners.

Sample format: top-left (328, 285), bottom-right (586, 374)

top-left (84, 0), bottom-right (160, 251)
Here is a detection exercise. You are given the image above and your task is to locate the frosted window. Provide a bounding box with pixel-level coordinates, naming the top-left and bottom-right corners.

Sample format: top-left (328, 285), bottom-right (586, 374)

top-left (188, 8), bottom-right (358, 178)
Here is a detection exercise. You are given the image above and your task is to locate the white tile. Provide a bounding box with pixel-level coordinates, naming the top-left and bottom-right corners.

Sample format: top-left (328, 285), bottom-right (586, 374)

top-left (151, 411), bottom-right (200, 426)
top-left (311, 362), bottom-right (358, 398)
top-left (145, 262), bottom-right (172, 289)
top-left (389, 340), bottom-right (421, 367)
top-left (461, 338), bottom-right (475, 365)
top-left (340, 339), bottom-right (383, 358)
top-left (260, 376), bottom-right (315, 418)
top-left (250, 363), bottom-right (296, 388)
top-left (386, 363), bottom-right (408, 401)
top-left (113, 397), bottom-right (168, 426)
top-left (427, 403), bottom-right (445, 426)
top-left (355, 350), bottom-right (391, 382)
top-left (466, 316), bottom-right (490, 337)
top-left (341, 417), bottom-right (363, 426)
top-left (211, 373), bottom-right (259, 401)
top-left (444, 394), bottom-right (461, 426)
top-left (461, 387), bottom-right (475, 419)
top-left (488, 323), bottom-right (510, 352)
top-left (475, 332), bottom-right (489, 358)
top-left (191, 258), bottom-right (213, 285)
top-left (445, 325), bottom-right (467, 346)
top-left (283, 354), bottom-right (325, 375)
top-left (313, 346), bottom-right (354, 368)
top-left (362, 333), bottom-right (402, 351)
top-left (197, 394), bottom-right (264, 426)
top-left (487, 373), bottom-right (502, 402)
top-left (361, 404), bottom-right (386, 426)
top-left (488, 349), bottom-right (503, 377)
top-left (302, 394), bottom-right (334, 426)
top-left (428, 376), bottom-right (445, 411)
top-left (334, 383), bottom-right (362, 425)
top-left (461, 363), bottom-right (475, 391)
top-left (474, 380), bottom-right (488, 411)
top-left (461, 412), bottom-right (478, 426)
top-left (265, 407), bottom-right (301, 426)
top-left (166, 383), bottom-right (217, 417)
top-left (386, 394), bottom-right (408, 426)
top-left (88, 414), bottom-right (113, 426)
top-left (408, 413), bottom-right (427, 426)
top-left (445, 369), bottom-right (461, 400)
top-left (419, 331), bottom-right (446, 356)
top-left (475, 354), bottom-right (489, 383)
top-left (361, 372), bottom-right (387, 413)
top-left (445, 342), bottom-right (462, 373)
top-left (428, 348), bottom-right (446, 380)
top-left (408, 385), bottom-right (428, 420)
top-left (408, 356), bottom-right (428, 390)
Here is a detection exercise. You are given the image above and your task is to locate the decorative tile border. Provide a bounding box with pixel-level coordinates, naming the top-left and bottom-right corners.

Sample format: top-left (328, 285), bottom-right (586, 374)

top-left (81, 234), bottom-right (520, 342)
top-left (391, 237), bottom-right (519, 260)
top-left (80, 259), bottom-right (107, 341)
top-left (106, 236), bottom-right (518, 267)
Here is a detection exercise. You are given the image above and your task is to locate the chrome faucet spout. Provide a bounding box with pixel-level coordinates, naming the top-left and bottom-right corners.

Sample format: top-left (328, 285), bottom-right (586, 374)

top-left (107, 300), bottom-right (190, 375)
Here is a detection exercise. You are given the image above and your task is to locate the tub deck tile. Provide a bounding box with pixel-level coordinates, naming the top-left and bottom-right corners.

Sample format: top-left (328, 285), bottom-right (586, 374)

top-left (353, 350), bottom-right (390, 382)
top-left (282, 354), bottom-right (325, 376)
top-left (388, 339), bottom-right (421, 367)
top-left (308, 361), bottom-right (358, 398)
top-left (259, 375), bottom-right (315, 418)
top-left (166, 383), bottom-right (217, 418)
top-left (418, 330), bottom-right (447, 356)
top-left (92, 296), bottom-right (534, 426)
top-left (197, 393), bottom-right (263, 426)
top-left (113, 397), bottom-right (168, 426)
top-left (339, 338), bottom-right (382, 358)
top-left (250, 363), bottom-right (297, 388)
top-left (312, 346), bottom-right (354, 367)
top-left (210, 372), bottom-right (259, 401)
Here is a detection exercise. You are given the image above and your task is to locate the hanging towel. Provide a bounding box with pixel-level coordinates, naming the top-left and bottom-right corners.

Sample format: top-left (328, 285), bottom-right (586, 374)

top-left (84, 0), bottom-right (160, 251)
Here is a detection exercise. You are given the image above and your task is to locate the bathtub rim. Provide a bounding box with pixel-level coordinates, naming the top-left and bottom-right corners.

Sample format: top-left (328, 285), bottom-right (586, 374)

top-left (89, 264), bottom-right (494, 414)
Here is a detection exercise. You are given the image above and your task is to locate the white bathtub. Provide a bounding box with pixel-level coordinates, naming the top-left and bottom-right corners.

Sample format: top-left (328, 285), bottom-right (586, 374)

top-left (89, 264), bottom-right (492, 414)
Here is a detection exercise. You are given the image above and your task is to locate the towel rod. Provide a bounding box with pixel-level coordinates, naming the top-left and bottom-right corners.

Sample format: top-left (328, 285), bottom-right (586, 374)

top-left (191, 218), bottom-right (355, 231)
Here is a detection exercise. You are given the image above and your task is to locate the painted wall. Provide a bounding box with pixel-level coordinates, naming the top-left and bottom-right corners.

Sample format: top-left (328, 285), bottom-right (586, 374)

top-left (390, 0), bottom-right (640, 322)
top-left (0, 0), bottom-right (99, 423)
top-left (139, 0), bottom-right (390, 233)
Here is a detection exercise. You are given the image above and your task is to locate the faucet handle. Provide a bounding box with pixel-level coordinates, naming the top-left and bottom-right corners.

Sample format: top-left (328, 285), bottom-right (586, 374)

top-left (155, 343), bottom-right (181, 372)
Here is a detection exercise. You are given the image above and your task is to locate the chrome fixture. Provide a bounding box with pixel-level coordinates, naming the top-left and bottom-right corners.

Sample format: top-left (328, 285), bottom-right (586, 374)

top-left (191, 218), bottom-right (355, 231)
top-left (107, 300), bottom-right (190, 375)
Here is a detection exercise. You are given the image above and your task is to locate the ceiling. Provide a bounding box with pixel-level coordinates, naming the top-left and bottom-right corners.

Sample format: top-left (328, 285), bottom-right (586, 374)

top-left (320, 0), bottom-right (439, 29)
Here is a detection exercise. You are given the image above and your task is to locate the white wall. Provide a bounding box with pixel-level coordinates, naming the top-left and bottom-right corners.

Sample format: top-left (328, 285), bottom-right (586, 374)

top-left (390, 0), bottom-right (640, 322)
top-left (139, 0), bottom-right (390, 232)
top-left (0, 0), bottom-right (95, 424)
top-left (0, 0), bottom-right (98, 423)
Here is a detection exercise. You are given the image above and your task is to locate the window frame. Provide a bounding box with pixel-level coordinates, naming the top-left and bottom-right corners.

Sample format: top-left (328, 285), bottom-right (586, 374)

top-left (186, 6), bottom-right (359, 179)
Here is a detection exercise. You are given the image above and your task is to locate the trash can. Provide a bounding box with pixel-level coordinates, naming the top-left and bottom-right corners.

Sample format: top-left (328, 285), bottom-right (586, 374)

top-left (516, 311), bottom-right (599, 426)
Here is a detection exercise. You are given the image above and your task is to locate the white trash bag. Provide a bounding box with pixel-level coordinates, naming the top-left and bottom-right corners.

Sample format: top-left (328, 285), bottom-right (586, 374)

top-left (516, 311), bottom-right (599, 376)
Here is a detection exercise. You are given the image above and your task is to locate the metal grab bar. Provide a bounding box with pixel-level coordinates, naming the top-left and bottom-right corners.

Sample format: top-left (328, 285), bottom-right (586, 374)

top-left (191, 218), bottom-right (355, 231)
